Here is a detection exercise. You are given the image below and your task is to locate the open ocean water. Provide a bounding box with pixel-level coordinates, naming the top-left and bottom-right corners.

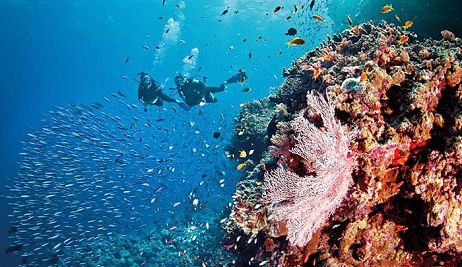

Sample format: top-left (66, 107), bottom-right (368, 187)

top-left (1, 0), bottom-right (461, 266)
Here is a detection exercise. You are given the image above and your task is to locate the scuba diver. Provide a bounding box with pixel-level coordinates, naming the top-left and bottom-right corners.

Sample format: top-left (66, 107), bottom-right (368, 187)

top-left (136, 72), bottom-right (190, 112)
top-left (174, 70), bottom-right (247, 107)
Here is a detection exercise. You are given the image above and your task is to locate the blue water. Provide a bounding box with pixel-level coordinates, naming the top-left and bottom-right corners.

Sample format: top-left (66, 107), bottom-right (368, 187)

top-left (1, 0), bottom-right (461, 266)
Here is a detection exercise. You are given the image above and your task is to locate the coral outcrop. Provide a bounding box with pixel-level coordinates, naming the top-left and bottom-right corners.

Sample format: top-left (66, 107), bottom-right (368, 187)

top-left (225, 21), bottom-right (462, 266)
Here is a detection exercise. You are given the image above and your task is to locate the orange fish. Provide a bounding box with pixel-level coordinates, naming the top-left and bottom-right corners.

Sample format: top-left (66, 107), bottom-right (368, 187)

top-left (287, 37), bottom-right (305, 46)
top-left (403, 20), bottom-right (413, 30)
top-left (352, 26), bottom-right (360, 35)
top-left (397, 35), bottom-right (409, 44)
top-left (236, 163), bottom-right (246, 171)
top-left (312, 68), bottom-right (321, 80)
top-left (360, 67), bottom-right (369, 83)
top-left (261, 163), bottom-right (267, 172)
top-left (381, 4), bottom-right (393, 13)
top-left (239, 150), bottom-right (247, 158)
top-left (393, 224), bottom-right (408, 232)
top-left (312, 15), bottom-right (327, 22)
top-left (323, 54), bottom-right (334, 61)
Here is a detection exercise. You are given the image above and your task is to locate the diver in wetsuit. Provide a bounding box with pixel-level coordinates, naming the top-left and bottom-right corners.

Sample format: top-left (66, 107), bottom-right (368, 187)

top-left (174, 71), bottom-right (247, 107)
top-left (137, 72), bottom-right (190, 112)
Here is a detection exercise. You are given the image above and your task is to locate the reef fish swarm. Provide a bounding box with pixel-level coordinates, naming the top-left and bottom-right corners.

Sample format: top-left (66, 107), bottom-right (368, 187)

top-left (6, 92), bottom-right (236, 265)
top-left (225, 21), bottom-right (462, 266)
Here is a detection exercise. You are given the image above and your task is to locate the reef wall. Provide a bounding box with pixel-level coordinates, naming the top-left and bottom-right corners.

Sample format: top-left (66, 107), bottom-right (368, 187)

top-left (224, 21), bottom-right (462, 266)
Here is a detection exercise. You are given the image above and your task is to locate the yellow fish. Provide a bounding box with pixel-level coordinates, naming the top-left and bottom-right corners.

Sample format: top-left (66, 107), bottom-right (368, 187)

top-left (403, 20), bottom-right (414, 30)
top-left (287, 37), bottom-right (306, 46)
top-left (381, 5), bottom-right (393, 13)
top-left (360, 67), bottom-right (369, 83)
top-left (239, 150), bottom-right (247, 158)
top-left (236, 163), bottom-right (246, 170)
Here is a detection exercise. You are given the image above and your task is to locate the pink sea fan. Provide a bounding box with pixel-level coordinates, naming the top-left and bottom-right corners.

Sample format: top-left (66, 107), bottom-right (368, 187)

top-left (264, 91), bottom-right (356, 247)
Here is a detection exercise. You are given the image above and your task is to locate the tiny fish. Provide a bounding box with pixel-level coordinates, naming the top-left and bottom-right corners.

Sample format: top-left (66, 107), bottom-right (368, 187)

top-left (310, 0), bottom-right (315, 10)
top-left (312, 68), bottom-right (321, 80)
top-left (221, 8), bottom-right (229, 15)
top-left (403, 20), bottom-right (414, 30)
top-left (223, 244), bottom-right (235, 249)
top-left (273, 6), bottom-right (282, 13)
top-left (287, 37), bottom-right (305, 46)
top-left (143, 45), bottom-right (150, 50)
top-left (241, 87), bottom-right (251, 92)
top-left (172, 202), bottom-right (181, 208)
top-left (381, 4), bottom-right (393, 14)
top-left (312, 15), bottom-right (326, 22)
top-left (236, 163), bottom-right (246, 170)
top-left (360, 67), bottom-right (369, 83)
top-left (125, 57), bottom-right (129, 64)
top-left (347, 15), bottom-right (353, 27)
top-left (397, 35), bottom-right (409, 44)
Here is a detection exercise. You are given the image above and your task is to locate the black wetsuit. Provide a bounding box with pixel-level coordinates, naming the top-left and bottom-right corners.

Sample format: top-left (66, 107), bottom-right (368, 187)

top-left (178, 78), bottom-right (224, 107)
top-left (138, 82), bottom-right (176, 106)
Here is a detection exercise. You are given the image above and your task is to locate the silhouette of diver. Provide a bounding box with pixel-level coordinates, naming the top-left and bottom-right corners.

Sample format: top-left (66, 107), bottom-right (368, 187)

top-left (174, 71), bottom-right (247, 107)
top-left (136, 72), bottom-right (190, 112)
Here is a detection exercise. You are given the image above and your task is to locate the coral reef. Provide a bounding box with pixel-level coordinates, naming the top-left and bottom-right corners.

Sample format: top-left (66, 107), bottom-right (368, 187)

top-left (61, 215), bottom-right (236, 266)
top-left (225, 21), bottom-right (462, 266)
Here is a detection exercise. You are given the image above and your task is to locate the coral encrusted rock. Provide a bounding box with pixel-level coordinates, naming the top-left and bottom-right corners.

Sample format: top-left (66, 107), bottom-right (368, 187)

top-left (224, 21), bottom-right (462, 266)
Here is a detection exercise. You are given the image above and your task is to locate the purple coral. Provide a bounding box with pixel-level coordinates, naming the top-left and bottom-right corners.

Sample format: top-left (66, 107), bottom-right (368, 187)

top-left (264, 92), bottom-right (356, 247)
